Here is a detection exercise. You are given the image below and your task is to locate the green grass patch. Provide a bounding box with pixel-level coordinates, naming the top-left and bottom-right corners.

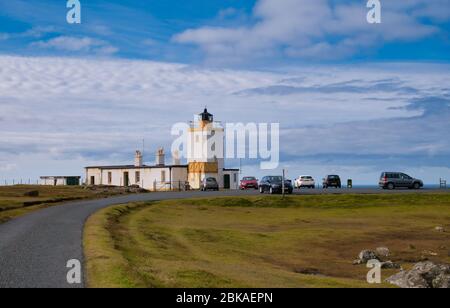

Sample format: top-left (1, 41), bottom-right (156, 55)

top-left (84, 194), bottom-right (450, 288)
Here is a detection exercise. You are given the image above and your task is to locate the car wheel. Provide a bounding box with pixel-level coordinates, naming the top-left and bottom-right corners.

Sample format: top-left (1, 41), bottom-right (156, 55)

top-left (387, 183), bottom-right (395, 190)
top-left (413, 182), bottom-right (420, 190)
top-left (269, 187), bottom-right (274, 194)
top-left (259, 186), bottom-right (264, 194)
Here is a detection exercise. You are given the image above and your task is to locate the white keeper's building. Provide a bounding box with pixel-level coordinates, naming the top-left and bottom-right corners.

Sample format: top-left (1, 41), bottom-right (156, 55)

top-left (85, 109), bottom-right (239, 191)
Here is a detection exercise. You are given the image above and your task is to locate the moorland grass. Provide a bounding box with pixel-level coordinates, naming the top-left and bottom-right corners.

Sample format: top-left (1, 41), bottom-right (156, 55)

top-left (84, 193), bottom-right (450, 288)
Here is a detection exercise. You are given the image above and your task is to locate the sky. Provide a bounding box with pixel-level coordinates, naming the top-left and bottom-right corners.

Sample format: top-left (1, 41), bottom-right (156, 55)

top-left (0, 0), bottom-right (449, 185)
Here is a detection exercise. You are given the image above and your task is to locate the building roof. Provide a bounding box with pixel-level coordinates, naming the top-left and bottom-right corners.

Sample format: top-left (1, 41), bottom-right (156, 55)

top-left (85, 164), bottom-right (188, 170)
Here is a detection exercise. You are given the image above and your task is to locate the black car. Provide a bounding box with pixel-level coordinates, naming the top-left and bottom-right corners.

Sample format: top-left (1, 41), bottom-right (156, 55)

top-left (201, 177), bottom-right (219, 191)
top-left (323, 175), bottom-right (341, 188)
top-left (259, 176), bottom-right (293, 194)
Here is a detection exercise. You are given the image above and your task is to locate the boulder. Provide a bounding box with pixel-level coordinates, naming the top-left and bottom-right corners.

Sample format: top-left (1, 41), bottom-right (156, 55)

top-left (386, 261), bottom-right (450, 288)
top-left (433, 273), bottom-right (450, 288)
top-left (358, 250), bottom-right (379, 263)
top-left (386, 270), bottom-right (429, 288)
top-left (375, 247), bottom-right (390, 259)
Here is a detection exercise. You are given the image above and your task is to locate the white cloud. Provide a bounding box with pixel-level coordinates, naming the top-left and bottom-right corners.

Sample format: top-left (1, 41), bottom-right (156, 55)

top-left (31, 36), bottom-right (118, 55)
top-left (173, 0), bottom-right (447, 63)
top-left (0, 55), bottom-right (449, 183)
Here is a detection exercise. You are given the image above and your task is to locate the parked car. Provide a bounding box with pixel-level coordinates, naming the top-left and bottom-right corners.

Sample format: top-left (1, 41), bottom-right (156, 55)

top-left (294, 175), bottom-right (315, 189)
top-left (323, 175), bottom-right (341, 188)
top-left (201, 177), bottom-right (219, 191)
top-left (259, 176), bottom-right (293, 194)
top-left (240, 176), bottom-right (259, 190)
top-left (379, 172), bottom-right (423, 190)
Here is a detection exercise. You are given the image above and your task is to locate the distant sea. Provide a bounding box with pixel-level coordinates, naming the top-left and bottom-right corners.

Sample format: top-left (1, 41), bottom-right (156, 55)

top-left (351, 184), bottom-right (446, 189)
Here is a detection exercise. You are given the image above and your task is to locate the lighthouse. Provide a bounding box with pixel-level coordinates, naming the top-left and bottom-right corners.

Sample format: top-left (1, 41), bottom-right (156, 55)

top-left (85, 108), bottom-right (239, 190)
top-left (187, 108), bottom-right (225, 189)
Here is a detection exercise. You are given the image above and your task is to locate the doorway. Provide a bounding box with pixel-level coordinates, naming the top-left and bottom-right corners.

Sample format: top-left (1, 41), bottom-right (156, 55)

top-left (224, 174), bottom-right (230, 189)
top-left (124, 172), bottom-right (129, 187)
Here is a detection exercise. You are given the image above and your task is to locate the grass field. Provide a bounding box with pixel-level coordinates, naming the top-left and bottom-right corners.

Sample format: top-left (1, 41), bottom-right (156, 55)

top-left (0, 185), bottom-right (140, 223)
top-left (84, 193), bottom-right (450, 288)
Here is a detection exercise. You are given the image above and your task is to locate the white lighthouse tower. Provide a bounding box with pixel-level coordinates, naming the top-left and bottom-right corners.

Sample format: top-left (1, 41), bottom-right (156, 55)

top-left (187, 108), bottom-right (225, 189)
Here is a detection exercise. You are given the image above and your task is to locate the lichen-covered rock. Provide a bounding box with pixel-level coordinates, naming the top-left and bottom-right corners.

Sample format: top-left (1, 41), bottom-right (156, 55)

top-left (432, 273), bottom-right (450, 288)
top-left (386, 261), bottom-right (450, 288)
top-left (375, 247), bottom-right (390, 259)
top-left (358, 250), bottom-right (378, 263)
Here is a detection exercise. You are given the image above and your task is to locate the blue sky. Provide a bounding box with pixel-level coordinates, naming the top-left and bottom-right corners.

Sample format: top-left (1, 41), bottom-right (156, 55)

top-left (0, 0), bottom-right (449, 184)
top-left (1, 0), bottom-right (450, 65)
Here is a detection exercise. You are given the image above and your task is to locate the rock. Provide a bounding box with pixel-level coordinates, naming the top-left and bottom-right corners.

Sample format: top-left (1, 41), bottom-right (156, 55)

top-left (386, 270), bottom-right (429, 288)
top-left (352, 259), bottom-right (363, 265)
top-left (375, 247), bottom-right (390, 259)
top-left (358, 250), bottom-right (379, 263)
top-left (433, 273), bottom-right (450, 288)
top-left (435, 226), bottom-right (445, 232)
top-left (422, 250), bottom-right (438, 256)
top-left (380, 261), bottom-right (401, 269)
top-left (23, 190), bottom-right (39, 197)
top-left (386, 261), bottom-right (450, 288)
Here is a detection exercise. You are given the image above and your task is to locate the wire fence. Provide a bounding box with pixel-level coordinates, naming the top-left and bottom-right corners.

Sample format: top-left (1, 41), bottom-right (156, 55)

top-left (1, 179), bottom-right (41, 186)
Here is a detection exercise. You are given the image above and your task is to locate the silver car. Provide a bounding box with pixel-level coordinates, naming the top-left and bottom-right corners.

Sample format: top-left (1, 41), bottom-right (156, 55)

top-left (379, 172), bottom-right (423, 190)
top-left (201, 177), bottom-right (219, 191)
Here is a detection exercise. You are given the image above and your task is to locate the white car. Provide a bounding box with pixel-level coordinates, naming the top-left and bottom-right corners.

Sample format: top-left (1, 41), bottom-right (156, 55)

top-left (295, 175), bottom-right (315, 189)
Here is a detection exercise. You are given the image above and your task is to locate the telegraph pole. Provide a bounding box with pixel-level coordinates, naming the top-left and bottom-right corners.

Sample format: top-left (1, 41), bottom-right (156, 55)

top-left (282, 169), bottom-right (285, 199)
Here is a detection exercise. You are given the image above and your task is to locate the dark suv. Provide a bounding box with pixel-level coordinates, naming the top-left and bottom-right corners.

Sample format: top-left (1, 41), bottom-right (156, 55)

top-left (379, 172), bottom-right (423, 190)
top-left (323, 175), bottom-right (341, 188)
top-left (259, 176), bottom-right (293, 194)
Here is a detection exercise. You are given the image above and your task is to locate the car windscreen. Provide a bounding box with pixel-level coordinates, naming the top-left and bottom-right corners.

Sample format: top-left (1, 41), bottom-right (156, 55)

top-left (301, 176), bottom-right (312, 180)
top-left (243, 177), bottom-right (256, 181)
top-left (269, 176), bottom-right (283, 183)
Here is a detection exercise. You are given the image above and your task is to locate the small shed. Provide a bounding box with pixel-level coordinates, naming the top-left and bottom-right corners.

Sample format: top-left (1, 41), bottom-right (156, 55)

top-left (40, 176), bottom-right (81, 186)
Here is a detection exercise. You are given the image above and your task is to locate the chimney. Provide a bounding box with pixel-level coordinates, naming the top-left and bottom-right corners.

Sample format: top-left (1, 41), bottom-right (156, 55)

top-left (134, 150), bottom-right (143, 167)
top-left (156, 147), bottom-right (165, 166)
top-left (172, 150), bottom-right (181, 165)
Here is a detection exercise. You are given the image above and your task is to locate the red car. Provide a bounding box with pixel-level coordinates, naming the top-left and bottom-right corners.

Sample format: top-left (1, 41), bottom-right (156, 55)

top-left (240, 176), bottom-right (259, 190)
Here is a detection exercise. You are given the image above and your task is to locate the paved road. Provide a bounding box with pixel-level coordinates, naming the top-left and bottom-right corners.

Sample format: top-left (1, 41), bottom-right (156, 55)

top-left (0, 188), bottom-right (447, 288)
